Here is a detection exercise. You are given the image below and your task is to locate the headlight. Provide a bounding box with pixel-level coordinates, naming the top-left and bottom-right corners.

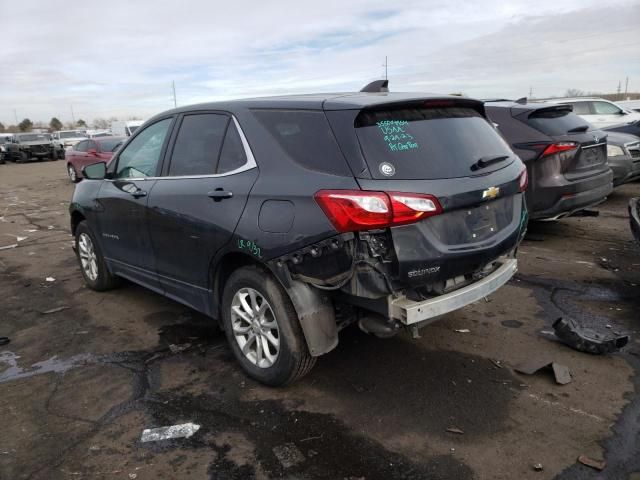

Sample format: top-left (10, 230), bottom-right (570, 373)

top-left (607, 145), bottom-right (625, 157)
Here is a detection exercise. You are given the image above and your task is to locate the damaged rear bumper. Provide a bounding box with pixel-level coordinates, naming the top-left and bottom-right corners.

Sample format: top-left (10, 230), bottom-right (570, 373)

top-left (388, 258), bottom-right (518, 325)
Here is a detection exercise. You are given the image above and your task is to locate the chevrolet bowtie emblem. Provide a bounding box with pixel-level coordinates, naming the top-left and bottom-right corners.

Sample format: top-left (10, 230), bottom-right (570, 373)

top-left (482, 186), bottom-right (500, 200)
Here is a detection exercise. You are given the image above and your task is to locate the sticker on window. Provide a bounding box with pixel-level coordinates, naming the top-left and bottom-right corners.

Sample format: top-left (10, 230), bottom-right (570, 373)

top-left (377, 120), bottom-right (419, 152)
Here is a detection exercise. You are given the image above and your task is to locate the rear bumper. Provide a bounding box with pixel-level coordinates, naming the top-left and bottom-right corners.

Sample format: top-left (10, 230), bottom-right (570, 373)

top-left (630, 198), bottom-right (640, 244)
top-left (388, 258), bottom-right (518, 325)
top-left (530, 169), bottom-right (613, 220)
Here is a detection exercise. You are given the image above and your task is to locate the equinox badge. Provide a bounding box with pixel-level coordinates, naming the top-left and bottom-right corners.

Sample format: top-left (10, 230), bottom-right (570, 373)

top-left (482, 186), bottom-right (500, 200)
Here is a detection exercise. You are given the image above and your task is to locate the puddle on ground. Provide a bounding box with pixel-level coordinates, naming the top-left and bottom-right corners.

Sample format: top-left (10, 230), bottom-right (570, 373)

top-left (0, 351), bottom-right (95, 383)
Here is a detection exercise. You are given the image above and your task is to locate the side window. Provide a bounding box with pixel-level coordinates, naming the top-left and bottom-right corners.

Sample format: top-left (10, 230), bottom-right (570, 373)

top-left (87, 141), bottom-right (98, 152)
top-left (593, 101), bottom-right (622, 115)
top-left (75, 140), bottom-right (88, 152)
top-left (168, 114), bottom-right (229, 176)
top-left (568, 102), bottom-right (591, 115)
top-left (217, 122), bottom-right (247, 173)
top-left (115, 118), bottom-right (172, 179)
top-left (252, 109), bottom-right (350, 175)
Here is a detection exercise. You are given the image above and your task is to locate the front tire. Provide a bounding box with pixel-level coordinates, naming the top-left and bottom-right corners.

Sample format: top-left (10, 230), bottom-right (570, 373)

top-left (221, 266), bottom-right (316, 386)
top-left (74, 221), bottom-right (119, 291)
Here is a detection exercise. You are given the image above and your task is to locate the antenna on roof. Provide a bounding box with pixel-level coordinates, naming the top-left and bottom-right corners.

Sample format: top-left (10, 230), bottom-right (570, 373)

top-left (515, 97), bottom-right (527, 105)
top-left (361, 80), bottom-right (389, 93)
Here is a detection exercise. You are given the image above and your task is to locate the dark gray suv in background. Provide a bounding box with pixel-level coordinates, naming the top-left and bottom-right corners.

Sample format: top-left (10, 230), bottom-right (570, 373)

top-left (69, 89), bottom-right (528, 385)
top-left (485, 100), bottom-right (613, 220)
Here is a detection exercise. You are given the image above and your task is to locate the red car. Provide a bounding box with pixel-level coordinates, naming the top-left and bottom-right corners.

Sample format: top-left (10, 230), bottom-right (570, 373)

top-left (66, 137), bottom-right (126, 182)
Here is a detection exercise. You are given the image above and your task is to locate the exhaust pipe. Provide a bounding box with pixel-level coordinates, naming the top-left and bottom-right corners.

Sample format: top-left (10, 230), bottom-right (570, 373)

top-left (358, 315), bottom-right (401, 338)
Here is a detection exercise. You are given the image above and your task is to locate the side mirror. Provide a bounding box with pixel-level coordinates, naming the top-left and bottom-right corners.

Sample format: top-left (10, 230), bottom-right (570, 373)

top-left (83, 162), bottom-right (106, 180)
top-left (87, 148), bottom-right (98, 156)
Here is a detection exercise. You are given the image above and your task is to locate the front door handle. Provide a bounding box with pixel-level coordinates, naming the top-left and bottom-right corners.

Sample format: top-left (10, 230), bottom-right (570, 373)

top-left (207, 189), bottom-right (233, 201)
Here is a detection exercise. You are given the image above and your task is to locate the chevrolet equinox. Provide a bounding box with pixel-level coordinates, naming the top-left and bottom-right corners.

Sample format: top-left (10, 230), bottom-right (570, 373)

top-left (70, 85), bottom-right (528, 385)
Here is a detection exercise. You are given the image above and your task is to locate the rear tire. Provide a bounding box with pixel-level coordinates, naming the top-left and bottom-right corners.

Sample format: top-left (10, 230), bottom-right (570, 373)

top-left (67, 164), bottom-right (79, 183)
top-left (18, 151), bottom-right (28, 163)
top-left (74, 221), bottom-right (120, 291)
top-left (221, 265), bottom-right (316, 386)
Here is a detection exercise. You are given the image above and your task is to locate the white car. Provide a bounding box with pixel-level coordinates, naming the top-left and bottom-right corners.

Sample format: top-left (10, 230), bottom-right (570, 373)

top-left (617, 99), bottom-right (640, 114)
top-left (52, 130), bottom-right (89, 148)
top-left (544, 98), bottom-right (640, 129)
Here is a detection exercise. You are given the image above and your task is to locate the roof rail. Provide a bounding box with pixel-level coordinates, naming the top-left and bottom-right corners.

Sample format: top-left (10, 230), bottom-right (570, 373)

top-left (360, 80), bottom-right (389, 93)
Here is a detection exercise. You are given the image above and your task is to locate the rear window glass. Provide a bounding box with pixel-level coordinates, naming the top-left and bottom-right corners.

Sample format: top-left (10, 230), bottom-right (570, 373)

top-left (526, 108), bottom-right (592, 136)
top-left (567, 102), bottom-right (591, 115)
top-left (252, 110), bottom-right (351, 176)
top-left (355, 107), bottom-right (513, 180)
top-left (97, 138), bottom-right (124, 152)
top-left (169, 114), bottom-right (228, 176)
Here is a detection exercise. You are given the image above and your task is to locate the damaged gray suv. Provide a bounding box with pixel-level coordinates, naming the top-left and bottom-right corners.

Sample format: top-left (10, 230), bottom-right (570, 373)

top-left (69, 84), bottom-right (528, 385)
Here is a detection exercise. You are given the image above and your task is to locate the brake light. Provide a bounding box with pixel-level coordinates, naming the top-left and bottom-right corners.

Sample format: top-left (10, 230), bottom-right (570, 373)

top-left (315, 190), bottom-right (442, 233)
top-left (518, 168), bottom-right (528, 192)
top-left (541, 142), bottom-right (578, 157)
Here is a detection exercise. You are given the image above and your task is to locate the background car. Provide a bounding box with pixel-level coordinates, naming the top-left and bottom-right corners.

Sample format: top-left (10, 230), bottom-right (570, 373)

top-left (618, 99), bottom-right (640, 114)
top-left (66, 136), bottom-right (125, 182)
top-left (543, 97), bottom-right (640, 129)
top-left (110, 120), bottom-right (144, 137)
top-left (485, 99), bottom-right (612, 220)
top-left (5, 133), bottom-right (57, 162)
top-left (0, 134), bottom-right (13, 164)
top-left (606, 131), bottom-right (640, 186)
top-left (51, 130), bottom-right (89, 156)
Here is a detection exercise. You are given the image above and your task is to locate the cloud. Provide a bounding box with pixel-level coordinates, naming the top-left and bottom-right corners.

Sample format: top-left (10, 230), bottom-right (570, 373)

top-left (0, 0), bottom-right (638, 124)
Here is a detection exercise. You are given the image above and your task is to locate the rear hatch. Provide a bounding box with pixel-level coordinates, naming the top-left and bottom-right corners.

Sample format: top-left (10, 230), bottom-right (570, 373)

top-left (325, 98), bottom-right (527, 287)
top-left (516, 105), bottom-right (609, 181)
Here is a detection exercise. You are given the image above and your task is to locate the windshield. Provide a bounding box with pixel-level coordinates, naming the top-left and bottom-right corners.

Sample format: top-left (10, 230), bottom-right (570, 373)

top-left (17, 134), bottom-right (49, 142)
top-left (60, 131), bottom-right (87, 139)
top-left (355, 106), bottom-right (514, 180)
top-left (98, 138), bottom-right (125, 152)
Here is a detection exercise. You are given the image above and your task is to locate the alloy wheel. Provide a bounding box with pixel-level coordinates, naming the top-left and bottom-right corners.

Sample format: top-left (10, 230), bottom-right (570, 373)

top-left (78, 233), bottom-right (98, 281)
top-left (230, 288), bottom-right (280, 368)
top-left (68, 165), bottom-right (77, 182)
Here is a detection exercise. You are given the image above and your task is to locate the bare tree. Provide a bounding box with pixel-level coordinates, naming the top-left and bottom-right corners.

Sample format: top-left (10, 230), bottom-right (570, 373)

top-left (565, 88), bottom-right (584, 97)
top-left (93, 118), bottom-right (109, 129)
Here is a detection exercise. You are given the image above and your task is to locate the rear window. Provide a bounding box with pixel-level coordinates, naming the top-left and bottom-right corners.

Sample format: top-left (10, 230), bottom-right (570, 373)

top-left (355, 107), bottom-right (513, 180)
top-left (526, 108), bottom-right (592, 136)
top-left (252, 110), bottom-right (351, 176)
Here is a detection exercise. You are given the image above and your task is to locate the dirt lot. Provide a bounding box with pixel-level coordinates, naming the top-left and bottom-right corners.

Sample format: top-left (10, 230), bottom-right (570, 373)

top-left (1, 160), bottom-right (639, 480)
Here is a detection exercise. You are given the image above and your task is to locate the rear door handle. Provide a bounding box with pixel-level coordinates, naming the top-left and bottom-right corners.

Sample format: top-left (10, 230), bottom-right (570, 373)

top-left (131, 189), bottom-right (147, 198)
top-left (207, 189), bottom-right (233, 201)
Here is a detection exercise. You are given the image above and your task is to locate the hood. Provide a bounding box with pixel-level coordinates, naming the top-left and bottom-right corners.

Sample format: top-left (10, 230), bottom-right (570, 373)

top-left (21, 140), bottom-right (52, 146)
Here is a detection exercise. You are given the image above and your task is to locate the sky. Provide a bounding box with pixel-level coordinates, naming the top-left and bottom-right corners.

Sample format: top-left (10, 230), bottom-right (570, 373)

top-left (1, 0), bottom-right (639, 125)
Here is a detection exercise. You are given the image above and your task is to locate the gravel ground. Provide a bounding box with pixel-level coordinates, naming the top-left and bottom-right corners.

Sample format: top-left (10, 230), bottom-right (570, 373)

top-left (1, 160), bottom-right (639, 480)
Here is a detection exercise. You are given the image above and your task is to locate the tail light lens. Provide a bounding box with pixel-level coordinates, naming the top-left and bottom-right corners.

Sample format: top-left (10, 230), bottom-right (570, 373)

top-left (541, 142), bottom-right (578, 158)
top-left (518, 168), bottom-right (528, 192)
top-left (315, 190), bottom-right (442, 233)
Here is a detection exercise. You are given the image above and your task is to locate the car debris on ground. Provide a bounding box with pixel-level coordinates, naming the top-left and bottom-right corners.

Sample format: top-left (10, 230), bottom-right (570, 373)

top-left (577, 454), bottom-right (606, 471)
top-left (514, 358), bottom-right (572, 385)
top-left (553, 317), bottom-right (629, 354)
top-left (39, 306), bottom-right (70, 315)
top-left (140, 422), bottom-right (200, 442)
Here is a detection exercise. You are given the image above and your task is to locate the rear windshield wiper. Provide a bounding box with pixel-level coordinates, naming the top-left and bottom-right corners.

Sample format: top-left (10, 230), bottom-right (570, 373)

top-left (567, 125), bottom-right (589, 133)
top-left (470, 155), bottom-right (509, 172)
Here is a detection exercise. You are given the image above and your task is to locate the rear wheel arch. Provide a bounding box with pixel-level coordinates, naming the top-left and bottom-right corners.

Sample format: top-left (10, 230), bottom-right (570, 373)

top-left (210, 250), bottom-right (338, 357)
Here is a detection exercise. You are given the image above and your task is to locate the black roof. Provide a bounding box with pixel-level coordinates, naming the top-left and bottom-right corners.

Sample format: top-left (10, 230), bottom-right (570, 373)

top-left (159, 92), bottom-right (483, 115)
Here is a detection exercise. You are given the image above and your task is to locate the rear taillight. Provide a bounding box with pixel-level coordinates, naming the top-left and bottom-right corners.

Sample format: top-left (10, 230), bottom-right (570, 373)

top-left (541, 142), bottom-right (578, 157)
top-left (518, 168), bottom-right (528, 192)
top-left (315, 190), bottom-right (442, 233)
